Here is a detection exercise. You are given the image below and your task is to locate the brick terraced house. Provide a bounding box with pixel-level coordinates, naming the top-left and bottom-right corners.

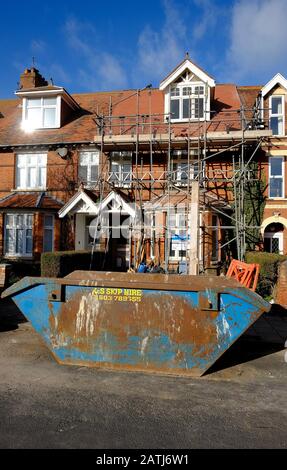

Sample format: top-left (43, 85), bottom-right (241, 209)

top-left (0, 55), bottom-right (286, 273)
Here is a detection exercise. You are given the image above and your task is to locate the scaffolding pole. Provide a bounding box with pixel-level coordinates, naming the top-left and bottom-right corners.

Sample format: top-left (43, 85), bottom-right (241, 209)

top-left (93, 98), bottom-right (270, 272)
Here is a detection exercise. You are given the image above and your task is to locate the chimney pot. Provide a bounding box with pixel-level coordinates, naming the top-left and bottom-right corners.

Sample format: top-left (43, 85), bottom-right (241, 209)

top-left (19, 67), bottom-right (48, 90)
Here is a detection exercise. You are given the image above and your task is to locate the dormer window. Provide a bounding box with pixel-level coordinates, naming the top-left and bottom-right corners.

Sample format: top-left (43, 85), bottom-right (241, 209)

top-left (270, 95), bottom-right (284, 136)
top-left (159, 55), bottom-right (215, 124)
top-left (22, 96), bottom-right (60, 130)
top-left (16, 68), bottom-right (81, 132)
top-left (261, 74), bottom-right (287, 137)
top-left (170, 85), bottom-right (205, 121)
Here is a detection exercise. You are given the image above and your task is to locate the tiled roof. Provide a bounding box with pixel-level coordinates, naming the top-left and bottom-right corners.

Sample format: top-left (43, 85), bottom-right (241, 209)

top-left (0, 192), bottom-right (63, 210)
top-left (237, 86), bottom-right (261, 123)
top-left (171, 84), bottom-right (242, 137)
top-left (0, 84), bottom-right (242, 147)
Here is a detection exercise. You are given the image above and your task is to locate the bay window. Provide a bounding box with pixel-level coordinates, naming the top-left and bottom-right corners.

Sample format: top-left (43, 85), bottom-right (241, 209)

top-left (5, 214), bottom-right (33, 257)
top-left (169, 210), bottom-right (188, 259)
top-left (16, 153), bottom-right (47, 190)
top-left (269, 157), bottom-right (284, 198)
top-left (270, 96), bottom-right (284, 136)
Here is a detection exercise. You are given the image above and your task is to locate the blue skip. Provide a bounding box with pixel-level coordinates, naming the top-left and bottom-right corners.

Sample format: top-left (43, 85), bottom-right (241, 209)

top-left (1, 271), bottom-right (270, 376)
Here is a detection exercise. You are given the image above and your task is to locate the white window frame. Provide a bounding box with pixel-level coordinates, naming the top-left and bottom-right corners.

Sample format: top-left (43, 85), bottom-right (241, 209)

top-left (264, 231), bottom-right (283, 255)
top-left (78, 150), bottom-right (100, 188)
top-left (269, 156), bottom-right (285, 199)
top-left (171, 151), bottom-right (199, 186)
top-left (16, 153), bottom-right (47, 190)
top-left (4, 213), bottom-right (33, 258)
top-left (43, 214), bottom-right (54, 253)
top-left (149, 212), bottom-right (156, 260)
top-left (109, 151), bottom-right (132, 188)
top-left (22, 96), bottom-right (61, 130)
top-left (269, 95), bottom-right (285, 136)
top-left (169, 210), bottom-right (188, 260)
top-left (169, 83), bottom-right (206, 122)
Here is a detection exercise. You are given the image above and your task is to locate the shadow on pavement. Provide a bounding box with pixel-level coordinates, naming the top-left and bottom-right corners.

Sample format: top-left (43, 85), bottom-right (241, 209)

top-left (207, 304), bottom-right (287, 375)
top-left (0, 298), bottom-right (27, 332)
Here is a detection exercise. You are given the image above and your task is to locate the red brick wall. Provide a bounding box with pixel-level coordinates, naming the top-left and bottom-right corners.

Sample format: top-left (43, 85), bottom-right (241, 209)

top-left (0, 150), bottom-right (79, 203)
top-left (275, 261), bottom-right (287, 307)
top-left (0, 152), bottom-right (15, 196)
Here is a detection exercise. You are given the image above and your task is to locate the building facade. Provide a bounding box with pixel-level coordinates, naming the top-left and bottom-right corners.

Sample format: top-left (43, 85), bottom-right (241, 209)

top-left (0, 56), bottom-right (286, 273)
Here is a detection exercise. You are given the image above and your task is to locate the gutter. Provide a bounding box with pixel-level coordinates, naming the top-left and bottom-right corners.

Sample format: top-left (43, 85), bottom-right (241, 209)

top-left (0, 141), bottom-right (97, 150)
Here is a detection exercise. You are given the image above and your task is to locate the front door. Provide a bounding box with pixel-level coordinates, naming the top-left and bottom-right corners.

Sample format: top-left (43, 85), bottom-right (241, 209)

top-left (106, 213), bottom-right (130, 271)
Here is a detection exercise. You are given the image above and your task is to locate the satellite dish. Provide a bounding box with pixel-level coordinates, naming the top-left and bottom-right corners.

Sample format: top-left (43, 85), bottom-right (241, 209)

top-left (56, 147), bottom-right (69, 158)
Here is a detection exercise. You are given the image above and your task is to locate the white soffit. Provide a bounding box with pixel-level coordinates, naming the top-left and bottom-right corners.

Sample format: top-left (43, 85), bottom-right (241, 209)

top-left (159, 59), bottom-right (215, 90)
top-left (98, 191), bottom-right (136, 217)
top-left (261, 73), bottom-right (287, 97)
top-left (59, 191), bottom-right (98, 218)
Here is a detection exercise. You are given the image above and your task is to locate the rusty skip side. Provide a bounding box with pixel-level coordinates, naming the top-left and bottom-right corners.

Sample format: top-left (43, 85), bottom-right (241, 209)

top-left (2, 271), bottom-right (271, 377)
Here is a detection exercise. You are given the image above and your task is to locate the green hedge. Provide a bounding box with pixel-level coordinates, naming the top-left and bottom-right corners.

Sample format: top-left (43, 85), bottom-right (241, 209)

top-left (3, 261), bottom-right (41, 286)
top-left (41, 251), bottom-right (105, 278)
top-left (245, 252), bottom-right (287, 299)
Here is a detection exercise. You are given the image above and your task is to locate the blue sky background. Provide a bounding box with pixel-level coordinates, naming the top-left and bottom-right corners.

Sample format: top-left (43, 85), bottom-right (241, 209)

top-left (1, 0), bottom-right (287, 98)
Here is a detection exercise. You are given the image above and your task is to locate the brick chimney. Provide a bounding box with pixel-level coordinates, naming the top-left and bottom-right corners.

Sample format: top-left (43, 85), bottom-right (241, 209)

top-left (19, 68), bottom-right (48, 90)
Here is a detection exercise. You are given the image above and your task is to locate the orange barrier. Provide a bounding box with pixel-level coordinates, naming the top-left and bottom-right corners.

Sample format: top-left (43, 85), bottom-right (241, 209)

top-left (226, 259), bottom-right (260, 292)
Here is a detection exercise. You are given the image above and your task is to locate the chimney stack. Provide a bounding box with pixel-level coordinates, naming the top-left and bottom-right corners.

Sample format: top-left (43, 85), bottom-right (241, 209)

top-left (19, 68), bottom-right (48, 90)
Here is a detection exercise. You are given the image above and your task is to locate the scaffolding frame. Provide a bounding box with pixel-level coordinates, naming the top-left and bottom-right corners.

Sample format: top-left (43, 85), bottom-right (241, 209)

top-left (90, 91), bottom-right (272, 272)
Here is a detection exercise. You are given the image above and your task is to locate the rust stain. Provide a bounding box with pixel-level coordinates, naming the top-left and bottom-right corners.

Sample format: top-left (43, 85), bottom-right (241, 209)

top-left (49, 289), bottom-right (219, 360)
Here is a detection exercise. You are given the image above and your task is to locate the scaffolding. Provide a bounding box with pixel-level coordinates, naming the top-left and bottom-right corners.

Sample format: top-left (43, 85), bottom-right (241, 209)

top-left (89, 90), bottom-right (272, 273)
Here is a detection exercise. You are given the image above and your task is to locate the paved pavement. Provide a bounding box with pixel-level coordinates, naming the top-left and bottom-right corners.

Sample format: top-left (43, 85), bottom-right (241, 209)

top-left (0, 298), bottom-right (287, 449)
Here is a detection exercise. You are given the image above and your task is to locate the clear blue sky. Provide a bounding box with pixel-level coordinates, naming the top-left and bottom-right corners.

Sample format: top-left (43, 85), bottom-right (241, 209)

top-left (1, 0), bottom-right (287, 98)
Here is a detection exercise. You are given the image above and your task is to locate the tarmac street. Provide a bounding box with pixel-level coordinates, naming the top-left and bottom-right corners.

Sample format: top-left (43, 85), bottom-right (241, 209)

top-left (0, 298), bottom-right (287, 449)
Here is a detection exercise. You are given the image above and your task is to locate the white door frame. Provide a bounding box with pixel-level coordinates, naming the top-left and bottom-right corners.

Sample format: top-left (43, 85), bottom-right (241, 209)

top-left (264, 231), bottom-right (283, 254)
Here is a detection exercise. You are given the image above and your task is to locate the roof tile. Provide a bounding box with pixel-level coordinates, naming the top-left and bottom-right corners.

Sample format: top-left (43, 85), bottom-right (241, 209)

top-left (0, 84), bottom-right (243, 147)
top-left (0, 192), bottom-right (63, 210)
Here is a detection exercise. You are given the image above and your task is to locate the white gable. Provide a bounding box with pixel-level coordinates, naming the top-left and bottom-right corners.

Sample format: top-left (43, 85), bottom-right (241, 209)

top-left (98, 191), bottom-right (136, 217)
top-left (159, 58), bottom-right (215, 91)
top-left (261, 73), bottom-right (287, 97)
top-left (58, 190), bottom-right (98, 218)
top-left (59, 190), bottom-right (137, 219)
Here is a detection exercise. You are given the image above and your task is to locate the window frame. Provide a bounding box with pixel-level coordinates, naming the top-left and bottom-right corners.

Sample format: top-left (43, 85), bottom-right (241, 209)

top-left (148, 212), bottom-right (156, 260)
top-left (78, 150), bottom-right (100, 188)
top-left (169, 83), bottom-right (205, 123)
top-left (269, 95), bottom-right (285, 136)
top-left (43, 214), bottom-right (54, 253)
top-left (171, 151), bottom-right (199, 186)
top-left (169, 210), bottom-right (188, 260)
top-left (22, 96), bottom-right (61, 130)
top-left (16, 153), bottom-right (47, 190)
top-left (4, 213), bottom-right (34, 258)
top-left (269, 156), bottom-right (285, 199)
top-left (109, 151), bottom-right (132, 188)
